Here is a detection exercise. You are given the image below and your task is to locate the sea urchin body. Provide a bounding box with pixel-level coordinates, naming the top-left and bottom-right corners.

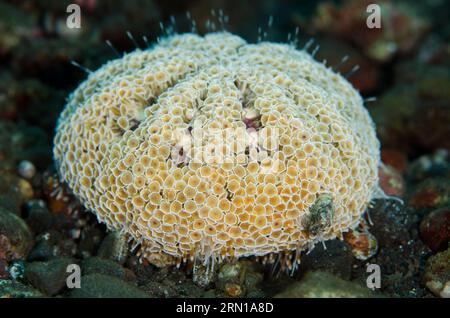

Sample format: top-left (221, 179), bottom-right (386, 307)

top-left (53, 32), bottom-right (380, 267)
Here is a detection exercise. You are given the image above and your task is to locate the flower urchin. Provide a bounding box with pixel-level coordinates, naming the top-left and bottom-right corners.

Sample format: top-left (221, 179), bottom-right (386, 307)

top-left (53, 31), bottom-right (380, 269)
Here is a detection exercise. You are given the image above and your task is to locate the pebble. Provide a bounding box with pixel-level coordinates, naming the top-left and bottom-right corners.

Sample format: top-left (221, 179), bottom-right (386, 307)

top-left (408, 177), bottom-right (450, 213)
top-left (96, 231), bottom-right (128, 264)
top-left (420, 207), bottom-right (450, 252)
top-left (378, 164), bottom-right (405, 197)
top-left (0, 207), bottom-right (33, 261)
top-left (274, 271), bottom-right (378, 298)
top-left (17, 160), bottom-right (36, 180)
top-left (25, 199), bottom-right (53, 233)
top-left (27, 235), bottom-right (56, 261)
top-left (27, 230), bottom-right (77, 261)
top-left (422, 247), bottom-right (450, 298)
top-left (18, 178), bottom-right (34, 201)
top-left (343, 226), bottom-right (379, 261)
top-left (381, 149), bottom-right (408, 173)
top-left (81, 257), bottom-right (129, 281)
top-left (0, 279), bottom-right (43, 298)
top-left (9, 260), bottom-right (25, 280)
top-left (25, 257), bottom-right (75, 296)
top-left (216, 262), bottom-right (245, 296)
top-left (69, 273), bottom-right (149, 298)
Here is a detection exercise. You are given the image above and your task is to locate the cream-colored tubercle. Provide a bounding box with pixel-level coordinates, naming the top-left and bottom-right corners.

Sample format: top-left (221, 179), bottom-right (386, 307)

top-left (53, 32), bottom-right (380, 268)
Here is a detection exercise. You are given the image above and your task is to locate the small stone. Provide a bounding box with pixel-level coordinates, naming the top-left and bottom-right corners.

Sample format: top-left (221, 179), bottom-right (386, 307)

top-left (441, 282), bottom-right (450, 298)
top-left (18, 178), bottom-right (33, 201)
top-left (27, 230), bottom-right (75, 261)
top-left (343, 225), bottom-right (378, 261)
top-left (81, 257), bottom-right (129, 280)
top-left (9, 260), bottom-right (25, 280)
top-left (379, 164), bottom-right (405, 197)
top-left (25, 257), bottom-right (75, 296)
top-left (0, 280), bottom-right (43, 298)
top-left (216, 262), bottom-right (247, 297)
top-left (25, 199), bottom-right (53, 233)
top-left (274, 271), bottom-right (377, 298)
top-left (17, 160), bottom-right (36, 180)
top-left (69, 274), bottom-right (149, 298)
top-left (27, 236), bottom-right (55, 261)
top-left (217, 263), bottom-right (243, 290)
top-left (0, 207), bottom-right (33, 261)
top-left (97, 231), bottom-right (128, 264)
top-left (420, 207), bottom-right (450, 253)
top-left (422, 248), bottom-right (450, 298)
top-left (225, 283), bottom-right (242, 297)
top-left (408, 178), bottom-right (450, 213)
top-left (381, 149), bottom-right (408, 173)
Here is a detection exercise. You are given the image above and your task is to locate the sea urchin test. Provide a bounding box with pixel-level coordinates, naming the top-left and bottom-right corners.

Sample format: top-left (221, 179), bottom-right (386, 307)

top-left (53, 32), bottom-right (380, 268)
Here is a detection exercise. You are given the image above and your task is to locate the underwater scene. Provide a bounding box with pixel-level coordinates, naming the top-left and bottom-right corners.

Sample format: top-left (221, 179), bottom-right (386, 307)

top-left (0, 0), bottom-right (449, 302)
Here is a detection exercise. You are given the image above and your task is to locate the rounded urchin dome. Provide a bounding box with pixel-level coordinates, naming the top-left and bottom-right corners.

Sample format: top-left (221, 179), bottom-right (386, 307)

top-left (54, 32), bottom-right (380, 268)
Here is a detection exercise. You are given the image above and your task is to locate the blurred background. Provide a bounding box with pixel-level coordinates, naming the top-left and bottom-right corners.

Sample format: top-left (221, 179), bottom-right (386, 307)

top-left (0, 0), bottom-right (449, 298)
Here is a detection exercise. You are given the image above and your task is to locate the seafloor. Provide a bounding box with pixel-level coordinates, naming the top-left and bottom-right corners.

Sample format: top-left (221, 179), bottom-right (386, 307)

top-left (0, 0), bottom-right (449, 298)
